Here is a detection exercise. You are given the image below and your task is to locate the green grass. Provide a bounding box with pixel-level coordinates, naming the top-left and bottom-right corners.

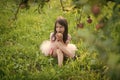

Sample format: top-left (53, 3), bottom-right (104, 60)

top-left (0, 0), bottom-right (120, 80)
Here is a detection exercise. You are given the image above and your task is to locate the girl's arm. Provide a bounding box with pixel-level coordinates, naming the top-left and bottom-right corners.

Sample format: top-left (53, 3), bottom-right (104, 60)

top-left (65, 34), bottom-right (71, 45)
top-left (56, 41), bottom-right (74, 58)
top-left (50, 32), bottom-right (55, 42)
top-left (57, 34), bottom-right (74, 57)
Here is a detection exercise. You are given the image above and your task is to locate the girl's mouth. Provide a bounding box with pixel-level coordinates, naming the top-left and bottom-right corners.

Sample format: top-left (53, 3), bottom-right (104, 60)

top-left (58, 31), bottom-right (63, 33)
top-left (58, 32), bottom-right (61, 33)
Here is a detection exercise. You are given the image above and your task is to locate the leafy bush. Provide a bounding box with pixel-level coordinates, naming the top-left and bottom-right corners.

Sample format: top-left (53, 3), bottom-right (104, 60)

top-left (0, 0), bottom-right (120, 80)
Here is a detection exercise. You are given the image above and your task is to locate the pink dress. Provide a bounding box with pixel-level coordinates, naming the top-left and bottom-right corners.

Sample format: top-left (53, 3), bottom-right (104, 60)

top-left (40, 32), bottom-right (77, 56)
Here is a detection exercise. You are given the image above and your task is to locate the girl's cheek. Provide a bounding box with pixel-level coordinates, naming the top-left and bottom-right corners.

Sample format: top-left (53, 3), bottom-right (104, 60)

top-left (61, 30), bottom-right (64, 33)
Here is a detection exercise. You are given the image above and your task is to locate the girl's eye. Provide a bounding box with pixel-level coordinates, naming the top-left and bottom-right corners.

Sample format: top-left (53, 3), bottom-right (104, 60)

top-left (60, 26), bottom-right (63, 28)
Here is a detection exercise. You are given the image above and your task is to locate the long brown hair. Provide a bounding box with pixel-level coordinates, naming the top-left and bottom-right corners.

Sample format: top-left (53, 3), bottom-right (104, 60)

top-left (53, 16), bottom-right (68, 43)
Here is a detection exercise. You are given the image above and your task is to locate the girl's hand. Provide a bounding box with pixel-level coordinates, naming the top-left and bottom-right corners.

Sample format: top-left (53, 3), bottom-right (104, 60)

top-left (56, 33), bottom-right (63, 42)
top-left (55, 41), bottom-right (66, 49)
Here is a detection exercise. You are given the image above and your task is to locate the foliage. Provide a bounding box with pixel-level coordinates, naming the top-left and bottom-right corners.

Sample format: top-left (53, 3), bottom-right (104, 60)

top-left (0, 0), bottom-right (120, 80)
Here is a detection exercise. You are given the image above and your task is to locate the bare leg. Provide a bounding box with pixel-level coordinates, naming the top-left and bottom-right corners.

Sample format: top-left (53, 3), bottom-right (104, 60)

top-left (56, 49), bottom-right (64, 67)
top-left (60, 47), bottom-right (75, 58)
top-left (52, 49), bottom-right (57, 57)
top-left (57, 42), bottom-right (75, 58)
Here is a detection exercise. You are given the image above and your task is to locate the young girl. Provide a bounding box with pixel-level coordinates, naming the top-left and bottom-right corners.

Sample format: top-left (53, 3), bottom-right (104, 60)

top-left (40, 16), bottom-right (77, 67)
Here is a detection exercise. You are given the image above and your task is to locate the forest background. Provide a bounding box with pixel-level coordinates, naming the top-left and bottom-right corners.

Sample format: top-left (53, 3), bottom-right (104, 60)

top-left (0, 0), bottom-right (120, 80)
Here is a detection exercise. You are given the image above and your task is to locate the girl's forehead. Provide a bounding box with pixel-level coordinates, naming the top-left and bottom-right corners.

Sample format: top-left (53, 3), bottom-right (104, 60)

top-left (56, 23), bottom-right (63, 27)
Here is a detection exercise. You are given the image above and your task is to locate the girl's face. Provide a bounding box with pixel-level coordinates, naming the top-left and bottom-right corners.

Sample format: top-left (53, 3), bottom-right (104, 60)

top-left (56, 22), bottom-right (65, 34)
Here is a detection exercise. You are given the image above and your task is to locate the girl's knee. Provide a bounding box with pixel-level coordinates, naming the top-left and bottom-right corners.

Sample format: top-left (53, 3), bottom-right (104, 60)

top-left (56, 49), bottom-right (62, 53)
top-left (70, 53), bottom-right (75, 58)
top-left (56, 49), bottom-right (63, 55)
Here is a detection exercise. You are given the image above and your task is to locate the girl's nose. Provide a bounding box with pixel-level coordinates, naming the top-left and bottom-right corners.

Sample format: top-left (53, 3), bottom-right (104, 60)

top-left (58, 30), bottom-right (61, 32)
top-left (58, 29), bottom-right (61, 32)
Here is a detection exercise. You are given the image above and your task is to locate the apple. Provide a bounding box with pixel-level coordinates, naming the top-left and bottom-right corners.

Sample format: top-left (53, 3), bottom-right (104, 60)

top-left (87, 16), bottom-right (92, 23)
top-left (91, 5), bottom-right (100, 15)
top-left (96, 23), bottom-right (104, 30)
top-left (20, 3), bottom-right (26, 9)
top-left (96, 24), bottom-right (101, 30)
top-left (77, 23), bottom-right (84, 28)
